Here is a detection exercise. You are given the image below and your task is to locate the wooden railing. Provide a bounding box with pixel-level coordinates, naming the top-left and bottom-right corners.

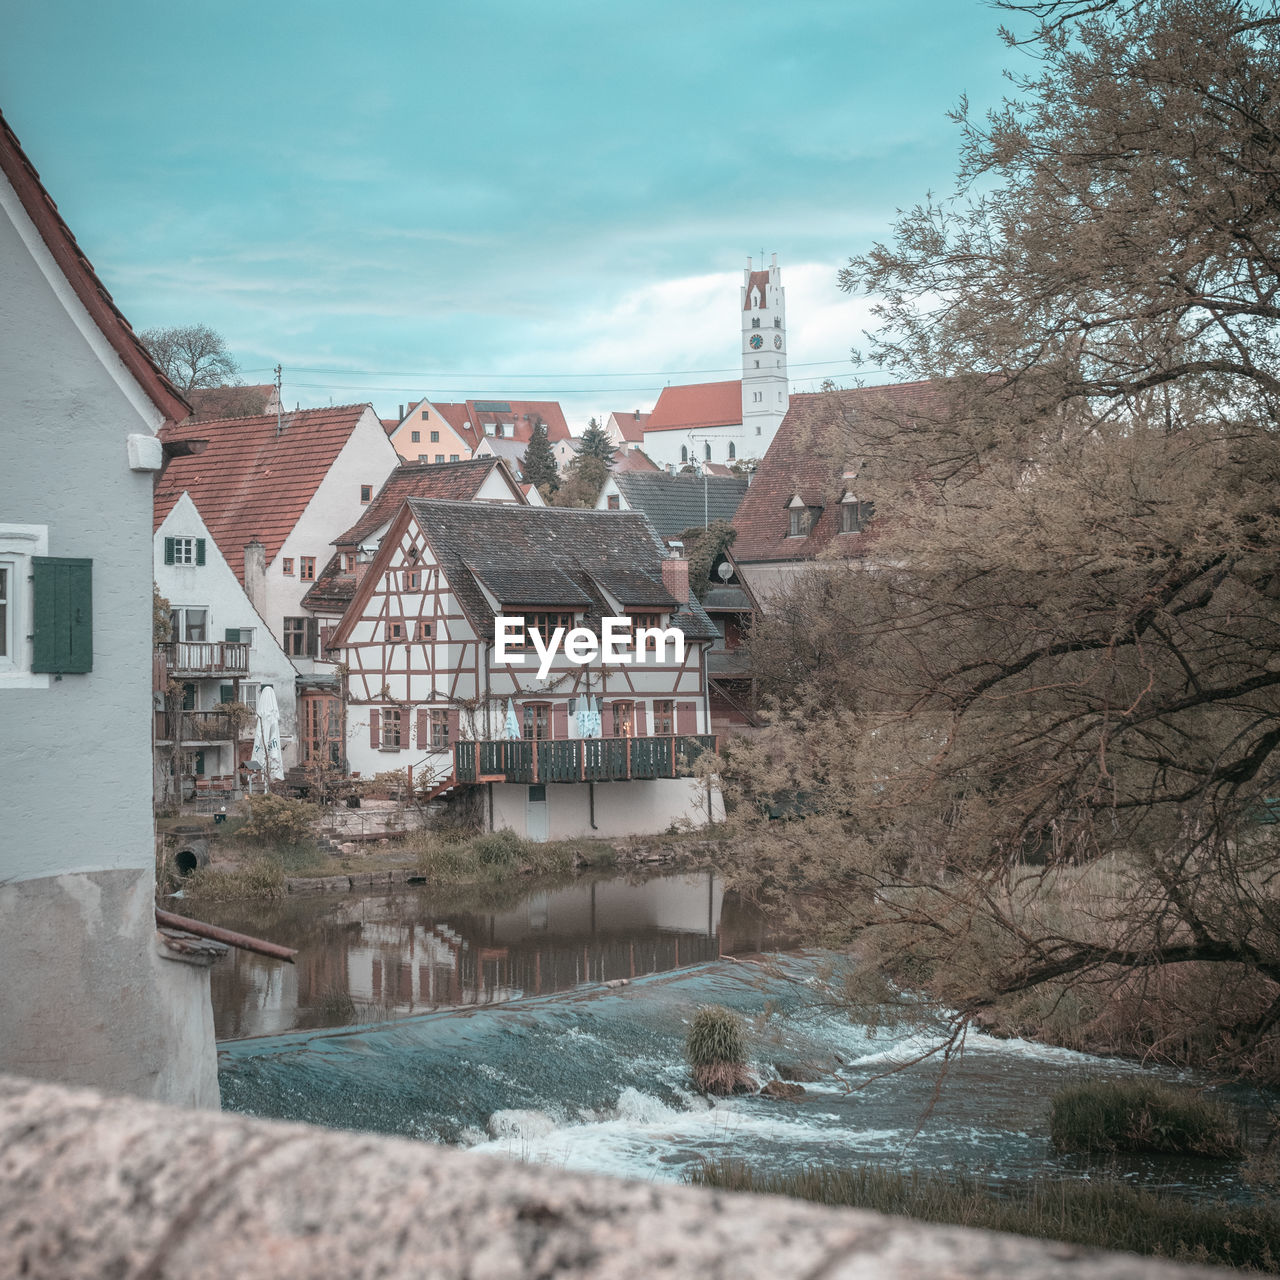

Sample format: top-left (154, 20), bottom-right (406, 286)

top-left (454, 735), bottom-right (718, 785)
top-left (157, 641), bottom-right (249, 676)
top-left (154, 709), bottom-right (241, 743)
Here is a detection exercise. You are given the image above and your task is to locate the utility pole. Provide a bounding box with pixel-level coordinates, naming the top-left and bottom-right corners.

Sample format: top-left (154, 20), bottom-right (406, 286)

top-left (274, 364), bottom-right (283, 436)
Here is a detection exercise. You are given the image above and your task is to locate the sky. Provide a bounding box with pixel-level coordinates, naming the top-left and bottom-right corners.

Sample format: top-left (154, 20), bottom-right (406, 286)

top-left (1, 1), bottom-right (1025, 428)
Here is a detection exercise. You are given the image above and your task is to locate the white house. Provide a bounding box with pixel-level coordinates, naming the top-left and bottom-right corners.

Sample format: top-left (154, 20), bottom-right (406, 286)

top-left (329, 500), bottom-right (724, 840)
top-left (642, 255), bottom-right (789, 470)
top-left (154, 491), bottom-right (300, 794)
top-left (0, 111), bottom-right (219, 1106)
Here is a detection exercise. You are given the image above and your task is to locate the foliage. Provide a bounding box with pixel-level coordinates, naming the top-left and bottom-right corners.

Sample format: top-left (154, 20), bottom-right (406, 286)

top-left (153, 584), bottom-right (171, 644)
top-left (553, 454), bottom-right (609, 508)
top-left (520, 416), bottom-right (559, 492)
top-left (182, 857), bottom-right (286, 902)
top-left (677, 521), bottom-right (738, 602)
top-left (577, 417), bottom-right (616, 465)
top-left (689, 1162), bottom-right (1280, 1272)
top-left (408, 827), bottom-right (607, 883)
top-left (1049, 1080), bottom-right (1242, 1158)
top-left (237, 794), bottom-right (318, 847)
top-left (140, 323), bottom-right (239, 393)
top-left (726, 0), bottom-right (1280, 1082)
top-left (686, 1005), bottom-right (750, 1095)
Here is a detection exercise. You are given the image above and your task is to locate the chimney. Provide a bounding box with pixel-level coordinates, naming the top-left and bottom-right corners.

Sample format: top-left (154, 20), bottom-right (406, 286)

top-left (661, 555), bottom-right (689, 605)
top-left (399, 404), bottom-right (405, 420)
top-left (634, 409), bottom-right (641, 420)
top-left (244, 540), bottom-right (267, 612)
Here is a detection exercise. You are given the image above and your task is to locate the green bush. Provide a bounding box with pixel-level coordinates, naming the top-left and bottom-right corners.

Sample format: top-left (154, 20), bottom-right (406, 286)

top-left (686, 1005), bottom-right (750, 1095)
top-left (472, 829), bottom-right (527, 866)
top-left (690, 1162), bottom-right (1280, 1272)
top-left (183, 857), bottom-right (285, 902)
top-left (1050, 1079), bottom-right (1242, 1158)
top-left (237, 795), bottom-right (318, 847)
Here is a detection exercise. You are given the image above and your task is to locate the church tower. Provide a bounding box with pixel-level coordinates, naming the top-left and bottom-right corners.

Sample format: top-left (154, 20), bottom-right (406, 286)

top-left (741, 253), bottom-right (788, 454)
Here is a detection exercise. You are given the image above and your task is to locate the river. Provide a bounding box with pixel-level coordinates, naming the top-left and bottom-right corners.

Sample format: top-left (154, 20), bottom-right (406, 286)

top-left (203, 869), bottom-right (1256, 1197)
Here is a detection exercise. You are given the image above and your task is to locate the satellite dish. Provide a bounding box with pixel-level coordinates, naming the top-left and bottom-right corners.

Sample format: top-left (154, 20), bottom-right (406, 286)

top-left (716, 561), bottom-right (734, 582)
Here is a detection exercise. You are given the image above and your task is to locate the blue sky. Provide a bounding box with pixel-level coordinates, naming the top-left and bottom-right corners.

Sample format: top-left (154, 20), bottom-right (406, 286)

top-left (2, 1), bottom-right (1021, 427)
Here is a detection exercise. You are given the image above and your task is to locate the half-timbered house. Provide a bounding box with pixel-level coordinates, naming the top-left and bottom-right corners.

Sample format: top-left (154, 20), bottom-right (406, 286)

top-left (329, 500), bottom-right (723, 840)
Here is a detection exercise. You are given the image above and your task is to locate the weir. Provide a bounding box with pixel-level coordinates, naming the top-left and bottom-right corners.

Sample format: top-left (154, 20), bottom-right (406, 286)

top-left (0, 1073), bottom-right (1223, 1279)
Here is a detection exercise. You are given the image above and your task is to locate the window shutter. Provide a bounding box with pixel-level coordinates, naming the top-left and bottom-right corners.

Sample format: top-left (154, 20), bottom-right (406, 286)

top-left (552, 702), bottom-right (568, 740)
top-left (602, 702), bottom-right (614, 737)
top-left (447, 709), bottom-right (460, 746)
top-left (220, 685), bottom-right (235, 704)
top-left (194, 751), bottom-right (205, 776)
top-left (225, 628), bottom-right (240, 642)
top-left (307, 617), bottom-right (319, 656)
top-left (416, 709), bottom-right (429, 748)
top-left (634, 703), bottom-right (648, 737)
top-left (32, 557), bottom-right (93, 674)
top-left (195, 538), bottom-right (206, 566)
top-left (164, 537), bottom-right (175, 566)
top-left (677, 700), bottom-right (697, 735)
top-left (369, 710), bottom-right (380, 748)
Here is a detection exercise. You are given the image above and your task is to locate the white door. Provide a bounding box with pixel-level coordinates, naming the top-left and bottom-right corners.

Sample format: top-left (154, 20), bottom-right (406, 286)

top-left (527, 784), bottom-right (548, 843)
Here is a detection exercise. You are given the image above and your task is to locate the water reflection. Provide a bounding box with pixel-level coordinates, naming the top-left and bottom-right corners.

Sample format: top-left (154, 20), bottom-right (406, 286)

top-left (202, 871), bottom-right (782, 1041)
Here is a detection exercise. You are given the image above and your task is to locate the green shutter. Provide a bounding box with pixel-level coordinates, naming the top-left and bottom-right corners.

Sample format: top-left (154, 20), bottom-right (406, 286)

top-left (220, 685), bottom-right (235, 704)
top-left (164, 537), bottom-right (175, 565)
top-left (224, 628), bottom-right (240, 642)
top-left (194, 751), bottom-right (205, 776)
top-left (196, 538), bottom-right (206, 566)
top-left (31, 557), bottom-right (92, 674)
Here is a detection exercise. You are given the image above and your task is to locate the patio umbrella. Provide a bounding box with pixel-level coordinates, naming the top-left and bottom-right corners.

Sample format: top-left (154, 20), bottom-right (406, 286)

top-left (251, 685), bottom-right (285, 781)
top-left (590, 696), bottom-right (604, 738)
top-left (504, 697), bottom-right (521, 740)
top-left (576, 694), bottom-right (594, 737)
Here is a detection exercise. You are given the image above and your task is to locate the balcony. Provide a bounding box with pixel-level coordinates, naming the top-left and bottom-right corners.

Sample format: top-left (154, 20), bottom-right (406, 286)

top-left (454, 735), bottom-right (718, 785)
top-left (157, 641), bottom-right (249, 677)
top-left (154, 708), bottom-right (244, 743)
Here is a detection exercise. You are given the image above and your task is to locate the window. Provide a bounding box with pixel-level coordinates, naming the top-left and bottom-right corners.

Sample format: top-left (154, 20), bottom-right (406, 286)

top-left (751, 317), bottom-right (760, 329)
top-left (239, 682), bottom-right (260, 712)
top-left (169, 607), bottom-right (208, 642)
top-left (728, 443), bottom-right (736, 459)
top-left (789, 508), bottom-right (810, 538)
top-left (410, 430), bottom-right (421, 443)
top-left (163, 537), bottom-right (206, 566)
top-left (450, 454), bottom-right (459, 463)
top-left (405, 569), bottom-right (421, 590)
top-left (840, 497), bottom-right (874, 533)
top-left (756, 426), bottom-right (762, 435)
top-left (284, 616), bottom-right (319, 657)
top-left (282, 558), bottom-right (294, 575)
top-left (427, 709), bottom-right (450, 749)
top-left (774, 317), bottom-right (781, 328)
top-left (417, 454), bottom-right (427, 462)
top-left (417, 621), bottom-right (433, 641)
top-left (629, 613), bottom-right (664, 653)
top-left (224, 625), bottom-right (253, 647)
top-left (523, 702), bottom-right (550, 740)
top-left (360, 485), bottom-right (372, 503)
top-left (607, 494), bottom-right (620, 510)
top-left (381, 708), bottom-right (402, 749)
top-left (704, 443), bottom-right (712, 461)
top-left (612, 702), bottom-right (635, 737)
top-left (430, 430), bottom-right (439, 443)
top-left (0, 564), bottom-right (8, 663)
top-left (299, 557), bottom-right (316, 581)
top-left (681, 446), bottom-right (688, 463)
top-left (1, 524), bottom-right (48, 684)
top-left (526, 612), bottom-right (574, 646)
top-left (421, 409), bottom-right (430, 419)
top-left (389, 619), bottom-right (405, 642)
top-left (653, 700), bottom-right (674, 735)
top-left (435, 454), bottom-right (445, 464)
top-left (753, 391), bottom-right (762, 403)
top-left (495, 423), bottom-right (505, 438)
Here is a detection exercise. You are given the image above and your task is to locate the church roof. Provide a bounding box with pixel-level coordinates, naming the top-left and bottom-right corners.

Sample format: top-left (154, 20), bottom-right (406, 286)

top-left (743, 269), bottom-right (770, 309)
top-left (645, 380), bottom-right (742, 432)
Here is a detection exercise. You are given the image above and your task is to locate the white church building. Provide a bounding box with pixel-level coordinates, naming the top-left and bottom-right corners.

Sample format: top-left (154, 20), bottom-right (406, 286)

top-left (642, 254), bottom-right (789, 470)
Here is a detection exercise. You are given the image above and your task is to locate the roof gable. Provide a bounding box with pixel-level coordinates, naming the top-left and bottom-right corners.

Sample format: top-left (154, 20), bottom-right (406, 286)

top-left (645, 380), bottom-right (742, 432)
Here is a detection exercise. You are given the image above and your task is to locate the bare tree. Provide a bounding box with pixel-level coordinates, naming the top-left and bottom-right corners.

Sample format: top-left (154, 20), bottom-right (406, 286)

top-left (140, 324), bottom-right (240, 394)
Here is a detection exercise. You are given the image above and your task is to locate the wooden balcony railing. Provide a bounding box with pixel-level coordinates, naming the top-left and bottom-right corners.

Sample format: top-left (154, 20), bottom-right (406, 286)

top-left (157, 641), bottom-right (249, 676)
top-left (454, 735), bottom-right (718, 785)
top-left (154, 708), bottom-right (242, 743)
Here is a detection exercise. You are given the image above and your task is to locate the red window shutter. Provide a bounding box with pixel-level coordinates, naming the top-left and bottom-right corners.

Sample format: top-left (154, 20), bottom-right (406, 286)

top-left (634, 703), bottom-right (648, 737)
top-left (369, 710), bottom-right (380, 748)
top-left (602, 702), bottom-right (614, 737)
top-left (416, 709), bottom-right (429, 748)
top-left (677, 700), bottom-right (697, 735)
top-left (551, 702), bottom-right (568, 740)
top-left (447, 709), bottom-right (460, 745)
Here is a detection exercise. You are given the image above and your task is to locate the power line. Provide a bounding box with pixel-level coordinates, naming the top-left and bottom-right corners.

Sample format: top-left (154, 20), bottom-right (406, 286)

top-left (241, 357), bottom-right (868, 381)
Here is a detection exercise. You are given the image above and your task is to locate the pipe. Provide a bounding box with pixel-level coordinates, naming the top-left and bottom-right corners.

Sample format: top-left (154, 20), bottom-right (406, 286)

top-left (589, 780), bottom-right (598, 830)
top-left (154, 908), bottom-right (297, 963)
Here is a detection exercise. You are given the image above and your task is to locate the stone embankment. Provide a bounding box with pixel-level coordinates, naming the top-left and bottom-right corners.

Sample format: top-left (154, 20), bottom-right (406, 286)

top-left (0, 1073), bottom-right (1224, 1280)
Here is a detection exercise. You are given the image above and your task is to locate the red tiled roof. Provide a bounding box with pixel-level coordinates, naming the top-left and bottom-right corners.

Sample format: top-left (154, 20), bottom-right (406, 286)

top-left (645, 380), bottom-right (742, 432)
top-left (0, 111), bottom-right (190, 425)
top-left (154, 404), bottom-right (377, 582)
top-left (732, 381), bottom-right (948, 564)
top-left (432, 402), bottom-right (476, 446)
top-left (432, 399), bottom-right (571, 445)
top-left (332, 456), bottom-right (523, 548)
top-left (612, 448), bottom-right (660, 473)
top-left (743, 269), bottom-right (770, 310)
top-left (610, 410), bottom-right (651, 443)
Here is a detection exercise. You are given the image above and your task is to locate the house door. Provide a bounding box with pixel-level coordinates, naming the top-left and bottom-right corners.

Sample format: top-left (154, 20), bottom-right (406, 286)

top-left (527, 784), bottom-right (548, 843)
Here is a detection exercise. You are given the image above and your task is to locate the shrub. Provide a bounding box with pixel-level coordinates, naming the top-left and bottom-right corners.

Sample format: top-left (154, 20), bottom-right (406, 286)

top-left (237, 795), bottom-right (318, 847)
top-left (183, 857), bottom-right (285, 902)
top-left (472, 829), bottom-right (526, 867)
top-left (1050, 1079), bottom-right (1242, 1158)
top-left (686, 1005), bottom-right (751, 1095)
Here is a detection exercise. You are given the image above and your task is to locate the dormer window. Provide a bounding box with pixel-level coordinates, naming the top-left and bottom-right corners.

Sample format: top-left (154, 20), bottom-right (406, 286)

top-left (787, 494), bottom-right (818, 537)
top-left (840, 495), bottom-right (875, 534)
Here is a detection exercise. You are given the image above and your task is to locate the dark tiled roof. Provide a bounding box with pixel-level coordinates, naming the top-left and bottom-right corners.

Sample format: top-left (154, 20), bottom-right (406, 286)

top-left (614, 471), bottom-right (749, 538)
top-left (471, 566), bottom-right (593, 607)
top-left (646, 379), bottom-right (742, 432)
top-left (0, 111), bottom-right (190, 425)
top-left (333, 457), bottom-right (521, 548)
top-left (732, 381), bottom-right (947, 563)
top-left (400, 500), bottom-right (718, 643)
top-left (155, 404), bottom-right (377, 581)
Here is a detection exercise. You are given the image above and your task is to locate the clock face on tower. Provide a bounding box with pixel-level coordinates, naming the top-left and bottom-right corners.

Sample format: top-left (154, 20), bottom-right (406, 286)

top-left (749, 334), bottom-right (764, 350)
top-left (774, 334), bottom-right (783, 349)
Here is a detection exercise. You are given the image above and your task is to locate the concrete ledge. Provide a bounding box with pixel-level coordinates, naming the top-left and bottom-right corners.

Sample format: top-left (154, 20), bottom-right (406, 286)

top-left (0, 1073), bottom-right (1225, 1279)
